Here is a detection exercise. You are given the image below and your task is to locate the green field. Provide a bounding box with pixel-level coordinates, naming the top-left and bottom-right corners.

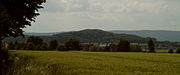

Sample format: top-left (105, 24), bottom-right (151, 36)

top-left (9, 50), bottom-right (180, 75)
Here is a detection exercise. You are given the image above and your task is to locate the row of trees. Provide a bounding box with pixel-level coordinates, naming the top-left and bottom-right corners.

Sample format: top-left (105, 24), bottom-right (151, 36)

top-left (105, 40), bottom-right (142, 52)
top-left (8, 36), bottom-right (48, 50)
top-left (4, 36), bottom-right (143, 52)
top-left (168, 49), bottom-right (180, 53)
top-left (54, 39), bottom-right (143, 52)
top-left (6, 36), bottom-right (82, 51)
top-left (6, 36), bottom-right (176, 53)
top-left (4, 36), bottom-right (180, 53)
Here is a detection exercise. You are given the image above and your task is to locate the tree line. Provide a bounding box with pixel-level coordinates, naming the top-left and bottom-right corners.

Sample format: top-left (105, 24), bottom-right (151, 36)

top-left (2, 36), bottom-right (142, 52)
top-left (3, 36), bottom-right (180, 53)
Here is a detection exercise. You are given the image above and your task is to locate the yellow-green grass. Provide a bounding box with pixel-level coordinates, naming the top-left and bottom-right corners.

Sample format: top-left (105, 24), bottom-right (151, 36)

top-left (9, 50), bottom-right (180, 75)
top-left (143, 49), bottom-right (178, 53)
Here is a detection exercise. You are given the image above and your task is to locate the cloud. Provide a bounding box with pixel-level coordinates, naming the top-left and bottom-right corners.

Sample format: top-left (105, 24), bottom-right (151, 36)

top-left (42, 0), bottom-right (180, 14)
top-left (42, 0), bottom-right (90, 12)
top-left (25, 0), bottom-right (180, 32)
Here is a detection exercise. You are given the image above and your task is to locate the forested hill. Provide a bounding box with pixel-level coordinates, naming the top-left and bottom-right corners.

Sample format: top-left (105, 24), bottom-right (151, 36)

top-left (4, 29), bottom-right (151, 43)
top-left (42, 29), bottom-right (150, 43)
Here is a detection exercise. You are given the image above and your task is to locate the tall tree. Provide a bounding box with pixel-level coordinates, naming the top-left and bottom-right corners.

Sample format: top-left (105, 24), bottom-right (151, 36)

top-left (176, 49), bottom-right (180, 53)
top-left (148, 38), bottom-right (155, 52)
top-left (49, 40), bottom-right (59, 50)
top-left (0, 0), bottom-right (46, 43)
top-left (64, 38), bottom-right (81, 50)
top-left (117, 40), bottom-right (130, 52)
top-left (0, 0), bottom-right (45, 73)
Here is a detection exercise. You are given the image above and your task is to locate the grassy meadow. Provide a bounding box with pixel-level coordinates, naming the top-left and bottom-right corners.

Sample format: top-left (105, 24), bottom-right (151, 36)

top-left (8, 50), bottom-right (180, 75)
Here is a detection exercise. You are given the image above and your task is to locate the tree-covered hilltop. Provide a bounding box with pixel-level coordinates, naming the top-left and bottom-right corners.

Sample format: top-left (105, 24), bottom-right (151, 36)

top-left (3, 29), bottom-right (152, 43)
top-left (41, 29), bottom-right (152, 43)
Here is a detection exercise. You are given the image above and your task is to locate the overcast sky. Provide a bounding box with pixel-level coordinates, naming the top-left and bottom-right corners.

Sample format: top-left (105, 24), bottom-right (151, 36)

top-left (24, 0), bottom-right (180, 32)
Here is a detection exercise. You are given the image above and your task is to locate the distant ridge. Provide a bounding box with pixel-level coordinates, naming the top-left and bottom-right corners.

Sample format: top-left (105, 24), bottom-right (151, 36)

top-left (24, 32), bottom-right (62, 36)
top-left (111, 30), bottom-right (180, 42)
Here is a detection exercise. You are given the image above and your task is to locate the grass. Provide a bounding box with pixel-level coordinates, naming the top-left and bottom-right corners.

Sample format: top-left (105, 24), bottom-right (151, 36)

top-left (8, 50), bottom-right (180, 75)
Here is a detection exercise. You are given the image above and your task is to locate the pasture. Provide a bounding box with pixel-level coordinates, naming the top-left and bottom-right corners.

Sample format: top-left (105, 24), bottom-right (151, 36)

top-left (8, 50), bottom-right (180, 75)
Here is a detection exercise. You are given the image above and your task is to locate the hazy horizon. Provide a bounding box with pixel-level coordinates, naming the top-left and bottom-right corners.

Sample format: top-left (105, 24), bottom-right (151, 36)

top-left (24, 0), bottom-right (180, 33)
top-left (24, 29), bottom-right (180, 33)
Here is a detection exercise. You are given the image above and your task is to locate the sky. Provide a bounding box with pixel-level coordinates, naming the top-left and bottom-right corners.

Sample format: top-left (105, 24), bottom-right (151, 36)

top-left (24, 0), bottom-right (180, 32)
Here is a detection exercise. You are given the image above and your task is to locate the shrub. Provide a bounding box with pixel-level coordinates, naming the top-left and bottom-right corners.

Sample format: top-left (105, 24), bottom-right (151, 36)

top-left (88, 45), bottom-right (104, 52)
top-left (168, 49), bottom-right (174, 53)
top-left (15, 42), bottom-right (26, 50)
top-left (130, 45), bottom-right (142, 52)
top-left (57, 45), bottom-right (67, 51)
top-left (0, 48), bottom-right (10, 74)
top-left (39, 43), bottom-right (49, 50)
top-left (1, 48), bottom-right (10, 62)
top-left (25, 42), bottom-right (35, 50)
top-left (82, 44), bottom-right (94, 51)
top-left (176, 49), bottom-right (180, 53)
top-left (8, 42), bottom-right (14, 50)
top-left (107, 43), bottom-right (118, 52)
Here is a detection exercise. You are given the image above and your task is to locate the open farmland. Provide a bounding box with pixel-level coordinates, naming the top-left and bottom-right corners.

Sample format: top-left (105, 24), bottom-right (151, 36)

top-left (8, 50), bottom-right (180, 75)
